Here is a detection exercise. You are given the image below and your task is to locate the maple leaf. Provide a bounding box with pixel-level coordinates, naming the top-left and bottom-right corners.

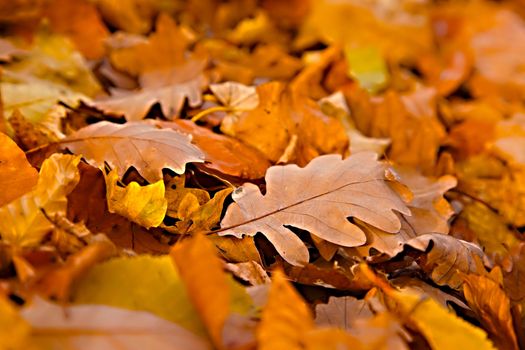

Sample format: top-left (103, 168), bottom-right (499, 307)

top-left (62, 121), bottom-right (205, 182)
top-left (0, 132), bottom-right (38, 206)
top-left (220, 152), bottom-right (410, 265)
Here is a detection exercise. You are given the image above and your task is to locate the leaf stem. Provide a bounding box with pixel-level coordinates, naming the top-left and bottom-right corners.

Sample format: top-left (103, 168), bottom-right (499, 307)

top-left (191, 106), bottom-right (231, 122)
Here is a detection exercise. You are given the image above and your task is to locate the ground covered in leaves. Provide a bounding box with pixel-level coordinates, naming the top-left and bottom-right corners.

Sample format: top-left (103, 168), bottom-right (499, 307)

top-left (0, 0), bottom-right (525, 349)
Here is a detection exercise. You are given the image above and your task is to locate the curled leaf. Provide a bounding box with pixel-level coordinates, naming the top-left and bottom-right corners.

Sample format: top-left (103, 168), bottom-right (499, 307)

top-left (105, 169), bottom-right (167, 228)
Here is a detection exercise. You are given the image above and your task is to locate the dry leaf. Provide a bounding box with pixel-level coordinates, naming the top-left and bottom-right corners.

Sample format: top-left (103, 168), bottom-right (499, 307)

top-left (22, 297), bottom-right (210, 350)
top-left (257, 269), bottom-right (314, 349)
top-left (462, 270), bottom-right (519, 350)
top-left (170, 234), bottom-right (231, 349)
top-left (156, 120), bottom-right (271, 179)
top-left (63, 121), bottom-right (204, 182)
top-left (0, 132), bottom-right (38, 206)
top-left (0, 154), bottom-right (80, 248)
top-left (105, 169), bottom-right (167, 228)
top-left (400, 233), bottom-right (486, 289)
top-left (220, 152), bottom-right (409, 265)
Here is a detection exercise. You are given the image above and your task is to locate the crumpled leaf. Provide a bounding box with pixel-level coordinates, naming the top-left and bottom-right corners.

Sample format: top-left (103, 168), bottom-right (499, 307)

top-left (398, 233), bottom-right (486, 289)
top-left (62, 121), bottom-right (204, 182)
top-left (462, 269), bottom-right (519, 350)
top-left (22, 297), bottom-right (210, 350)
top-left (174, 188), bottom-right (233, 234)
top-left (220, 152), bottom-right (409, 265)
top-left (0, 132), bottom-right (38, 206)
top-left (0, 154), bottom-right (81, 248)
top-left (105, 169), bottom-right (167, 228)
top-left (171, 234), bottom-right (253, 349)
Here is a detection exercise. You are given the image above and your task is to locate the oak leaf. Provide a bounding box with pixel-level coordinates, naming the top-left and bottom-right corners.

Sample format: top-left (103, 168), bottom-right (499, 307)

top-left (105, 169), bottom-right (167, 228)
top-left (0, 132), bottom-right (38, 206)
top-left (220, 152), bottom-right (410, 265)
top-left (399, 233), bottom-right (486, 289)
top-left (62, 121), bottom-right (205, 182)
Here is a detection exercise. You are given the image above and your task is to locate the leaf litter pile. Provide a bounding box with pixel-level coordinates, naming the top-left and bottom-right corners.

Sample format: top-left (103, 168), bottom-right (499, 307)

top-left (1, 0), bottom-right (525, 349)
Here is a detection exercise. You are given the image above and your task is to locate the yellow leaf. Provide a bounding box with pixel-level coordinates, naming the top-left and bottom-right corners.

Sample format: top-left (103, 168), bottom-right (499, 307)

top-left (0, 154), bottom-right (81, 248)
top-left (170, 234), bottom-right (231, 349)
top-left (0, 297), bottom-right (31, 350)
top-left (345, 46), bottom-right (388, 93)
top-left (392, 289), bottom-right (496, 350)
top-left (257, 269), bottom-right (314, 350)
top-left (0, 133), bottom-right (38, 207)
top-left (176, 188), bottom-right (233, 234)
top-left (105, 169), bottom-right (167, 228)
top-left (72, 255), bottom-right (207, 337)
top-left (462, 271), bottom-right (519, 350)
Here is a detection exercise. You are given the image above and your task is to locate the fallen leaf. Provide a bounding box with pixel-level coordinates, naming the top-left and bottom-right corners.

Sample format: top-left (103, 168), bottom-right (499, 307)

top-left (73, 255), bottom-right (206, 336)
top-left (398, 233), bottom-right (486, 289)
top-left (105, 169), bottom-right (167, 228)
top-left (0, 296), bottom-right (32, 350)
top-left (157, 120), bottom-right (270, 179)
top-left (315, 296), bottom-right (374, 330)
top-left (36, 235), bottom-right (116, 301)
top-left (0, 154), bottom-right (80, 248)
top-left (462, 269), bottom-right (519, 350)
top-left (22, 297), bottom-right (210, 350)
top-left (62, 121), bottom-right (205, 182)
top-left (109, 13), bottom-right (190, 76)
top-left (171, 234), bottom-right (252, 349)
top-left (220, 152), bottom-right (409, 265)
top-left (257, 269), bottom-right (314, 349)
top-left (42, 0), bottom-right (109, 59)
top-left (0, 132), bottom-right (38, 206)
top-left (93, 60), bottom-right (207, 120)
